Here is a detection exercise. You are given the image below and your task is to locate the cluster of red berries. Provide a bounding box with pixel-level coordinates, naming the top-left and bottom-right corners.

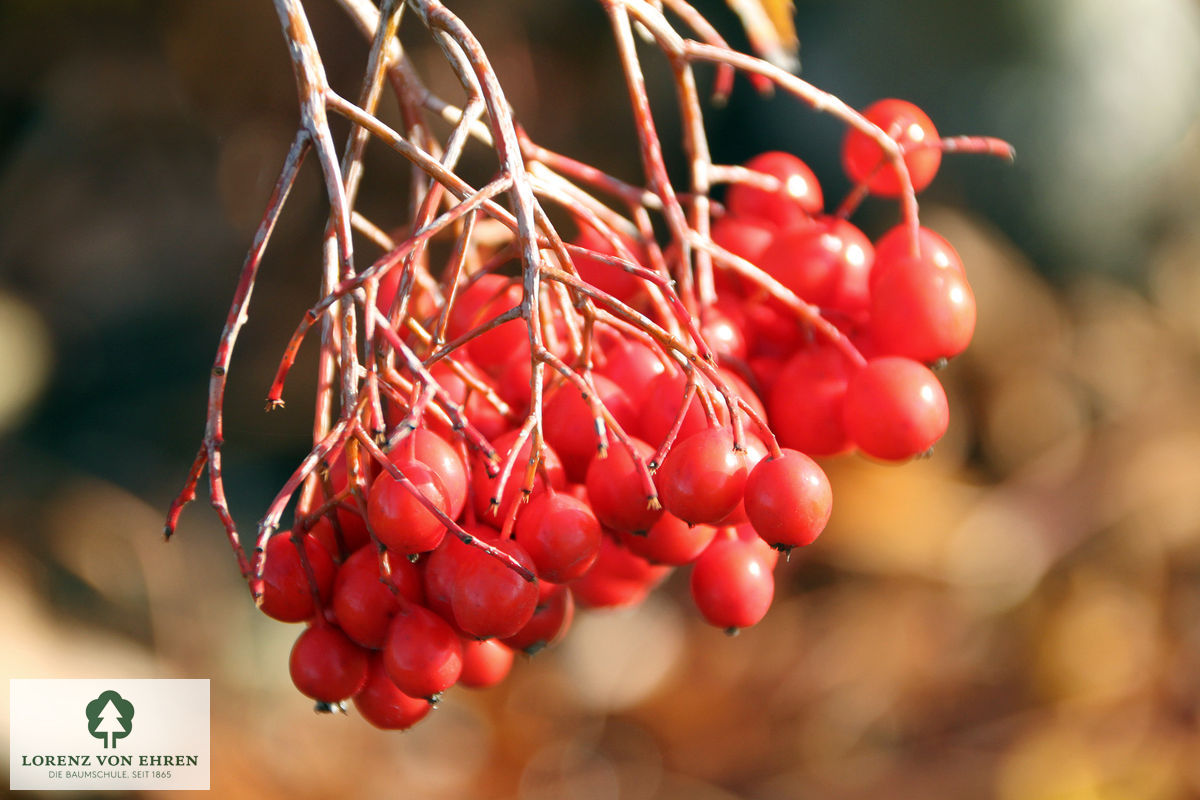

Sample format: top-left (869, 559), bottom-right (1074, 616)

top-left (266, 98), bottom-right (980, 730)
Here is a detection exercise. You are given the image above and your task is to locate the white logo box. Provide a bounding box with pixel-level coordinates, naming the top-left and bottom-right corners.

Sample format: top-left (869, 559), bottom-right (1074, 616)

top-left (9, 679), bottom-right (210, 791)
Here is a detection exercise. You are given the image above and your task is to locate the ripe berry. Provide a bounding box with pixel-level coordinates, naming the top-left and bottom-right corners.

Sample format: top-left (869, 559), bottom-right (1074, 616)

top-left (843, 357), bottom-right (949, 461)
top-left (289, 624), bottom-right (369, 703)
top-left (868, 253), bottom-right (976, 362)
top-left (383, 602), bottom-right (463, 700)
top-left (570, 535), bottom-right (670, 609)
top-left (543, 375), bottom-right (637, 483)
top-left (767, 344), bottom-right (855, 457)
top-left (711, 215), bottom-right (776, 265)
top-left (656, 427), bottom-right (749, 525)
top-left (472, 429), bottom-right (565, 524)
top-left (259, 533), bottom-right (337, 623)
top-left (406, 429), bottom-right (469, 521)
top-left (726, 151), bottom-right (823, 227)
top-left (353, 653), bottom-right (432, 730)
top-left (458, 638), bottom-right (515, 689)
top-left (758, 216), bottom-right (874, 315)
top-left (445, 274), bottom-right (528, 375)
top-left (841, 98), bottom-right (941, 197)
top-left (871, 225), bottom-right (963, 291)
top-left (502, 581), bottom-right (575, 653)
top-left (451, 535), bottom-right (539, 639)
top-left (331, 546), bottom-right (424, 648)
top-left (514, 491), bottom-right (602, 583)
top-left (617, 513), bottom-right (716, 566)
top-left (366, 458), bottom-right (449, 555)
top-left (571, 223), bottom-right (646, 304)
top-left (744, 450), bottom-right (833, 551)
top-left (584, 437), bottom-right (663, 535)
top-left (690, 532), bottom-right (775, 631)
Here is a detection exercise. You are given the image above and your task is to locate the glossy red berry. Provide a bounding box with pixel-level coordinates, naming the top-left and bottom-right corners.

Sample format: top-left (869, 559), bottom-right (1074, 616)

top-left (502, 581), bottom-right (575, 653)
top-left (259, 533), bottom-right (337, 623)
top-left (584, 437), bottom-right (663, 535)
top-left (383, 602), bottom-right (463, 700)
top-left (407, 428), bottom-right (469, 521)
top-left (366, 458), bottom-right (449, 555)
top-left (451, 536), bottom-right (539, 640)
top-left (842, 99), bottom-right (941, 197)
top-left (843, 357), bottom-right (949, 461)
top-left (543, 375), bottom-right (637, 483)
top-left (570, 535), bottom-right (670, 609)
top-left (871, 224), bottom-right (963, 291)
top-left (458, 638), bottom-right (515, 689)
top-left (744, 450), bottom-right (833, 551)
top-left (868, 254), bottom-right (976, 362)
top-left (289, 624), bottom-right (370, 703)
top-left (690, 532), bottom-right (775, 631)
top-left (758, 216), bottom-right (874, 315)
top-left (617, 513), bottom-right (716, 566)
top-left (514, 491), bottom-right (602, 583)
top-left (571, 223), bottom-right (646, 303)
top-left (353, 653), bottom-right (432, 730)
top-left (767, 343), bottom-right (855, 457)
top-left (726, 151), bottom-right (823, 227)
top-left (656, 427), bottom-right (749, 525)
top-left (331, 546), bottom-right (424, 648)
top-left (471, 430), bottom-right (565, 524)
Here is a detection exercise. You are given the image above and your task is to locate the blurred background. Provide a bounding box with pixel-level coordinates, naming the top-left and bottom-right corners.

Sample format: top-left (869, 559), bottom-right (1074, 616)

top-left (3, 0), bottom-right (1200, 797)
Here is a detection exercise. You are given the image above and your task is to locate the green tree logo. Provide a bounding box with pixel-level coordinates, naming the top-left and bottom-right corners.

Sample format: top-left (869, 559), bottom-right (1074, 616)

top-left (85, 690), bottom-right (134, 749)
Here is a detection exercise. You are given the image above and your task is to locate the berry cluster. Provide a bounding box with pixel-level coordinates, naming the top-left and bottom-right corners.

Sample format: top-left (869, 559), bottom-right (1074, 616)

top-left (257, 98), bottom-right (995, 730)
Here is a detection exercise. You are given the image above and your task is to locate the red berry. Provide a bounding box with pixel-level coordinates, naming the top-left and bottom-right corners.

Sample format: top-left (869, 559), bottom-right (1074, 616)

top-left (543, 374), bottom-right (637, 483)
top-left (332, 546), bottom-right (424, 648)
top-left (472, 430), bottom-right (565, 525)
top-left (584, 437), bottom-right (664, 535)
top-left (407, 428), bottom-right (469, 521)
top-left (445, 274), bottom-right (528, 375)
top-left (842, 98), bottom-right (941, 197)
top-left (744, 450), bottom-right (832, 551)
top-left (617, 513), bottom-right (716, 566)
top-left (571, 223), bottom-right (646, 304)
top-left (871, 225), bottom-right (963, 291)
top-left (843, 357), bottom-right (949, 460)
top-left (595, 330), bottom-right (667, 390)
top-left (711, 215), bottom-right (776, 266)
top-left (452, 536), bottom-right (539, 639)
top-left (690, 533), bottom-right (774, 630)
top-left (383, 602), bottom-right (463, 700)
top-left (656, 427), bottom-right (749, 525)
top-left (353, 653), bottom-right (432, 730)
top-left (366, 458), bottom-right (449, 555)
top-left (289, 624), bottom-right (369, 703)
top-left (458, 638), bottom-right (515, 689)
top-left (726, 151), bottom-right (823, 227)
top-left (570, 535), bottom-right (670, 609)
top-left (514, 491), bottom-right (603, 583)
top-left (868, 254), bottom-right (976, 362)
top-left (259, 533), bottom-right (337, 623)
top-left (767, 344), bottom-right (855, 457)
top-left (758, 217), bottom-right (874, 315)
top-left (502, 581), bottom-right (575, 653)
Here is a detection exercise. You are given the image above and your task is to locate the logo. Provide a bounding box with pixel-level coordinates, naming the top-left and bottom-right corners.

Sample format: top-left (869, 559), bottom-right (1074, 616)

top-left (85, 690), bottom-right (134, 748)
top-left (9, 679), bottom-right (209, 791)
